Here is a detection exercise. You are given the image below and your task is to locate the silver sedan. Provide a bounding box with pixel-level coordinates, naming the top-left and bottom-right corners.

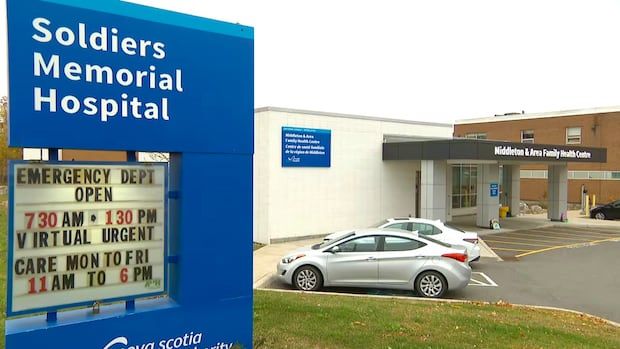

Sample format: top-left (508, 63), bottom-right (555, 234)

top-left (277, 229), bottom-right (471, 298)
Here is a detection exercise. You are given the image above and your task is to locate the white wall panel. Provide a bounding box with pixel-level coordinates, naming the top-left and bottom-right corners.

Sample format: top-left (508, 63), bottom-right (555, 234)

top-left (254, 109), bottom-right (452, 243)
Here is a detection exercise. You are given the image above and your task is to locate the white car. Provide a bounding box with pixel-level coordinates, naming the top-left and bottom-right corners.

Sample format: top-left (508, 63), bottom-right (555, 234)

top-left (324, 218), bottom-right (481, 262)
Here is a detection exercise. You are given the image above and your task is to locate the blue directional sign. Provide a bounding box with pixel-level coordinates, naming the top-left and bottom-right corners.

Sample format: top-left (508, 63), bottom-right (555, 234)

top-left (282, 127), bottom-right (331, 167)
top-left (490, 183), bottom-right (499, 197)
top-left (5, 1), bottom-right (254, 349)
top-left (7, 0), bottom-right (253, 153)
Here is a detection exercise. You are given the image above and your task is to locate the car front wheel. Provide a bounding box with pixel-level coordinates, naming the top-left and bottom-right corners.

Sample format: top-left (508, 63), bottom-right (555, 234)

top-left (293, 266), bottom-right (323, 291)
top-left (415, 271), bottom-right (447, 298)
top-left (594, 212), bottom-right (607, 220)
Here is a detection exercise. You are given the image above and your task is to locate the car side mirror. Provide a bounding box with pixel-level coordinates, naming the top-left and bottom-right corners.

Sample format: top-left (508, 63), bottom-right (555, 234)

top-left (329, 246), bottom-right (341, 253)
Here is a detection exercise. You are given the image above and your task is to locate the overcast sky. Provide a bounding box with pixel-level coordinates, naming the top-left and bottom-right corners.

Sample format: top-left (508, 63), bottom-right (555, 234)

top-left (2, 0), bottom-right (620, 123)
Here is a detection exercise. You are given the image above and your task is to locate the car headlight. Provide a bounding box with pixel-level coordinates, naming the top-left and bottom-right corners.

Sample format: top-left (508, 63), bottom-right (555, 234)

top-left (281, 254), bottom-right (306, 264)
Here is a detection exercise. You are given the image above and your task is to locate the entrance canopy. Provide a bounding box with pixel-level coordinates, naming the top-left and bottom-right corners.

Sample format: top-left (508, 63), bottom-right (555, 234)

top-left (383, 139), bottom-right (607, 163)
top-left (383, 139), bottom-right (607, 228)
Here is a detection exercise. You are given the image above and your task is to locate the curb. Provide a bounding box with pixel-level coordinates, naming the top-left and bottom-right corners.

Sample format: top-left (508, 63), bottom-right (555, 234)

top-left (255, 288), bottom-right (620, 328)
top-left (477, 238), bottom-right (503, 261)
top-left (253, 273), bottom-right (272, 289)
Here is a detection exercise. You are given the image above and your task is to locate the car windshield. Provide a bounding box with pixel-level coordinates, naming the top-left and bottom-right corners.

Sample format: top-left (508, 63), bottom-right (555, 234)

top-left (418, 235), bottom-right (452, 248)
top-left (444, 223), bottom-right (466, 233)
top-left (312, 232), bottom-right (355, 250)
top-left (370, 219), bottom-right (389, 228)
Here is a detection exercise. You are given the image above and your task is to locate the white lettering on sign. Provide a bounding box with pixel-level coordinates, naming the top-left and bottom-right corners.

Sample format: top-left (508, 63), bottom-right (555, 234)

top-left (30, 17), bottom-right (183, 122)
top-left (102, 332), bottom-right (206, 349)
top-left (9, 163), bottom-right (166, 314)
top-left (494, 146), bottom-right (592, 160)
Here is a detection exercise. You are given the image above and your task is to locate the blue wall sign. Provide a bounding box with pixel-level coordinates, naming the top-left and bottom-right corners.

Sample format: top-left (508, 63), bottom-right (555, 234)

top-left (282, 127), bottom-right (331, 167)
top-left (7, 0), bottom-right (253, 153)
top-left (5, 1), bottom-right (254, 348)
top-left (490, 183), bottom-right (499, 197)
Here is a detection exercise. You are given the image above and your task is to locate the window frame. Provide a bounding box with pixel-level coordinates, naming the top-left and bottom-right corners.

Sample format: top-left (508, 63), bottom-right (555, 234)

top-left (465, 132), bottom-right (487, 140)
top-left (521, 129), bottom-right (534, 143)
top-left (566, 127), bottom-right (582, 144)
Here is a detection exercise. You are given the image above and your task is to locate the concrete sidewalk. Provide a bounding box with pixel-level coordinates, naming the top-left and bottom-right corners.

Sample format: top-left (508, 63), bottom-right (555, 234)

top-left (451, 210), bottom-right (620, 236)
top-left (253, 238), bottom-right (322, 287)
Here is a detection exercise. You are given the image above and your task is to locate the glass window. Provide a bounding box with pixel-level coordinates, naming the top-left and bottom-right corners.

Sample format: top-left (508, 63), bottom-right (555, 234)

top-left (451, 165), bottom-right (478, 209)
top-left (338, 236), bottom-right (379, 253)
top-left (521, 130), bottom-right (534, 143)
top-left (612, 172), bottom-right (620, 179)
top-left (383, 236), bottom-right (426, 251)
top-left (566, 127), bottom-right (582, 144)
top-left (412, 223), bottom-right (441, 236)
top-left (385, 223), bottom-right (411, 231)
top-left (465, 132), bottom-right (487, 140)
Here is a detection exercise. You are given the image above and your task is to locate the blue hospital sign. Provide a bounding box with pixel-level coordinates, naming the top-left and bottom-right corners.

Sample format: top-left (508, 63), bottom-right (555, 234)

top-left (7, 0), bottom-right (253, 153)
top-left (6, 1), bottom-right (254, 348)
top-left (282, 127), bottom-right (331, 167)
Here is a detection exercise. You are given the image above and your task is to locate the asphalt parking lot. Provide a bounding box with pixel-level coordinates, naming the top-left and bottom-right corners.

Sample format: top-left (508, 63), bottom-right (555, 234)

top-left (482, 225), bottom-right (620, 260)
top-left (259, 226), bottom-right (620, 323)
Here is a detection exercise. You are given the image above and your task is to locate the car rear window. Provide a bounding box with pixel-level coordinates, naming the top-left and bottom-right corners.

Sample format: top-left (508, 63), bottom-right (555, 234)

top-left (418, 235), bottom-right (452, 248)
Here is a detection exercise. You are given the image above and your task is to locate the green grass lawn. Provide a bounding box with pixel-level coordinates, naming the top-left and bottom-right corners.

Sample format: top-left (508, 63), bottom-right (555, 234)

top-left (254, 290), bottom-right (620, 349)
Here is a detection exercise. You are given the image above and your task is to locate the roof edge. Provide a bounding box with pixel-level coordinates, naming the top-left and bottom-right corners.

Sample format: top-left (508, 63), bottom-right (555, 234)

top-left (255, 106), bottom-right (453, 128)
top-left (456, 106), bottom-right (620, 125)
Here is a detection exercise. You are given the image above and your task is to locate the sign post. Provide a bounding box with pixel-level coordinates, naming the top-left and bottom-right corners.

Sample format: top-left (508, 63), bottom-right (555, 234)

top-left (5, 0), bottom-right (254, 348)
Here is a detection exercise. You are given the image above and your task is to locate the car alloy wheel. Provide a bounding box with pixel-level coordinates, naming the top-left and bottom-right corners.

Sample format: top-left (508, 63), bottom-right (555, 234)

top-left (594, 212), bottom-right (606, 220)
top-left (417, 271), bottom-right (446, 298)
top-left (293, 266), bottom-right (322, 291)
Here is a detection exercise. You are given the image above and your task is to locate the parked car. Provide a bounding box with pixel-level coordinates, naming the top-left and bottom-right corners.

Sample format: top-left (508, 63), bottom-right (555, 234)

top-left (323, 218), bottom-right (481, 262)
top-left (590, 200), bottom-right (620, 220)
top-left (277, 229), bottom-right (472, 298)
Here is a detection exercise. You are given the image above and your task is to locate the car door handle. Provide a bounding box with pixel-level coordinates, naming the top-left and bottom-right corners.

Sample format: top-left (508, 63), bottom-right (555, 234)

top-left (367, 257), bottom-right (376, 261)
top-left (414, 256), bottom-right (426, 259)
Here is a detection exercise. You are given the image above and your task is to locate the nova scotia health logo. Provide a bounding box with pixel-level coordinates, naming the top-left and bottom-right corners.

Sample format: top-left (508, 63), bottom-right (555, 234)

top-left (102, 333), bottom-right (235, 349)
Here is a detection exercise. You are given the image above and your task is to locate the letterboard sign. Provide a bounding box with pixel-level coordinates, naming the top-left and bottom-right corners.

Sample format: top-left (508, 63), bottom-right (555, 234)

top-left (7, 162), bottom-right (167, 315)
top-left (282, 127), bottom-right (331, 167)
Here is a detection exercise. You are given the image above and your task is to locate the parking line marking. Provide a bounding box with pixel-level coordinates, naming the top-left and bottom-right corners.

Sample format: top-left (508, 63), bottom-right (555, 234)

top-left (550, 226), bottom-right (618, 235)
top-left (491, 247), bottom-right (532, 252)
top-left (483, 240), bottom-right (555, 247)
top-left (468, 272), bottom-right (498, 287)
top-left (492, 232), bottom-right (593, 242)
top-left (514, 237), bottom-right (620, 258)
top-left (483, 235), bottom-right (590, 244)
top-left (522, 229), bottom-right (614, 239)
